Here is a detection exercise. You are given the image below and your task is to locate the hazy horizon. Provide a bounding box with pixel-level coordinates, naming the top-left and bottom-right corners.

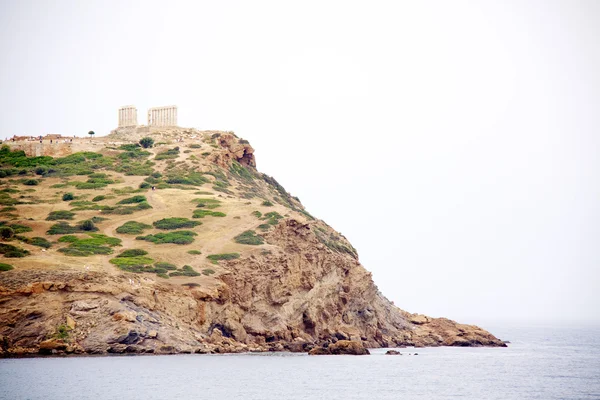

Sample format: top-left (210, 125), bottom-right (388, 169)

top-left (1, 0), bottom-right (598, 325)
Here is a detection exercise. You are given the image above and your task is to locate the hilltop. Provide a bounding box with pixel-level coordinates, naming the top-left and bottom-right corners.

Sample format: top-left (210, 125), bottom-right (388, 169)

top-left (0, 128), bottom-right (505, 356)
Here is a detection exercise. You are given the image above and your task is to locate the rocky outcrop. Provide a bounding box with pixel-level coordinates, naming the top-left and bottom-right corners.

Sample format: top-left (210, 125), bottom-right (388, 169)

top-left (308, 340), bottom-right (370, 355)
top-left (0, 218), bottom-right (505, 357)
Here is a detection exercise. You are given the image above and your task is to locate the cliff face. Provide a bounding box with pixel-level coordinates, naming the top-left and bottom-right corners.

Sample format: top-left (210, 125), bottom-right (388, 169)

top-left (0, 130), bottom-right (504, 356)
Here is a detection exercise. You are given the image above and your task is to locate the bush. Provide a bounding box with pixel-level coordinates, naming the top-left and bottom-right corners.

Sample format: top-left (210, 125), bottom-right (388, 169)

top-left (153, 217), bottom-right (201, 230)
top-left (262, 211), bottom-right (284, 226)
top-left (110, 256), bottom-right (154, 267)
top-left (92, 195), bottom-right (106, 202)
top-left (62, 193), bottom-right (75, 201)
top-left (192, 210), bottom-right (226, 219)
top-left (192, 198), bottom-right (221, 209)
top-left (0, 263), bottom-right (13, 271)
top-left (154, 262), bottom-right (177, 270)
top-left (169, 265), bottom-right (200, 277)
top-left (0, 226), bottom-right (14, 240)
top-left (116, 221), bottom-right (152, 235)
top-left (22, 179), bottom-right (39, 186)
top-left (154, 147), bottom-right (180, 160)
top-left (46, 210), bottom-right (76, 221)
top-left (187, 250), bottom-right (202, 255)
top-left (117, 195), bottom-right (147, 205)
top-left (262, 200), bottom-right (274, 206)
top-left (47, 222), bottom-right (79, 235)
top-left (202, 268), bottom-right (215, 276)
top-left (117, 249), bottom-right (149, 257)
top-left (234, 230), bottom-right (264, 245)
top-left (0, 243), bottom-right (29, 258)
top-left (257, 223), bottom-right (271, 232)
top-left (207, 253), bottom-right (240, 264)
top-left (78, 220), bottom-right (96, 231)
top-left (136, 230), bottom-right (197, 245)
top-left (252, 211), bottom-right (262, 218)
top-left (17, 236), bottom-right (51, 249)
top-left (101, 202), bottom-right (151, 215)
top-left (57, 234), bottom-right (121, 257)
top-left (139, 137), bottom-right (155, 148)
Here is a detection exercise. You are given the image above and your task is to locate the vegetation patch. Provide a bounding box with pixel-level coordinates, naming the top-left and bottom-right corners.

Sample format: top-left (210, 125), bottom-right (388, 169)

top-left (252, 211), bottom-right (262, 218)
top-left (0, 243), bottom-right (30, 258)
top-left (234, 230), bottom-right (264, 245)
top-left (262, 211), bottom-right (283, 226)
top-left (153, 217), bottom-right (201, 230)
top-left (136, 230), bottom-right (197, 245)
top-left (0, 263), bottom-right (14, 271)
top-left (91, 195), bottom-right (106, 202)
top-left (57, 234), bottom-right (122, 257)
top-left (116, 221), bottom-right (152, 235)
top-left (192, 210), bottom-right (226, 219)
top-left (202, 268), bottom-right (215, 276)
top-left (0, 222), bottom-right (32, 234)
top-left (261, 200), bottom-right (274, 207)
top-left (16, 236), bottom-right (52, 249)
top-left (187, 250), bottom-right (202, 255)
top-left (192, 198), bottom-right (221, 209)
top-left (117, 195), bottom-right (147, 205)
top-left (154, 262), bottom-right (177, 270)
top-left (101, 202), bottom-right (151, 215)
top-left (169, 265), bottom-right (200, 277)
top-left (47, 222), bottom-right (79, 235)
top-left (155, 147), bottom-right (180, 160)
top-left (207, 253), bottom-right (240, 264)
top-left (46, 210), bottom-right (76, 221)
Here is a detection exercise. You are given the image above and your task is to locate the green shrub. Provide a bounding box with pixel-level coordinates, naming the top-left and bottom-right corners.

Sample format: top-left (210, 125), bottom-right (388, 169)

top-left (202, 268), bottom-right (215, 276)
top-left (207, 253), bottom-right (240, 264)
top-left (139, 137), bottom-right (155, 148)
top-left (136, 230), bottom-right (197, 245)
top-left (192, 198), bottom-right (221, 209)
top-left (234, 230), bottom-right (264, 245)
top-left (0, 206), bottom-right (17, 213)
top-left (116, 221), bottom-right (152, 234)
top-left (154, 262), bottom-right (177, 270)
top-left (187, 250), bottom-right (202, 255)
top-left (17, 236), bottom-right (51, 249)
top-left (22, 179), bottom-right (39, 186)
top-left (252, 211), bottom-right (262, 218)
top-left (0, 226), bottom-right (15, 240)
top-left (0, 263), bottom-right (13, 271)
top-left (47, 222), bottom-right (79, 235)
top-left (101, 202), bottom-right (151, 215)
top-left (57, 234), bottom-right (121, 257)
top-left (0, 223), bottom-right (32, 234)
top-left (169, 265), bottom-right (200, 277)
top-left (110, 256), bottom-right (154, 267)
top-left (117, 195), bottom-right (147, 204)
top-left (189, 144), bottom-right (202, 149)
top-left (0, 243), bottom-right (29, 258)
top-left (155, 147), bottom-right (180, 160)
top-left (78, 220), bottom-right (97, 231)
top-left (46, 210), bottom-right (76, 221)
top-left (62, 193), bottom-right (75, 201)
top-left (257, 223), bottom-right (271, 232)
top-left (192, 210), bottom-right (226, 219)
top-left (262, 200), bottom-right (273, 206)
top-left (92, 195), bottom-right (106, 202)
top-left (153, 217), bottom-right (201, 230)
top-left (262, 211), bottom-right (283, 225)
top-left (117, 249), bottom-right (148, 257)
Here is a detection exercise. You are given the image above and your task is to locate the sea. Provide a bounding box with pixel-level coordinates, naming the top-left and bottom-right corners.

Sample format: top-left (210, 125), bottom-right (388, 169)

top-left (1, 324), bottom-right (598, 400)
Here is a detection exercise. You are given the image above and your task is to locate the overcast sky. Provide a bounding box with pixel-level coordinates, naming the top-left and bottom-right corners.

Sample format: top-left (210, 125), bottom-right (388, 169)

top-left (1, 0), bottom-right (598, 325)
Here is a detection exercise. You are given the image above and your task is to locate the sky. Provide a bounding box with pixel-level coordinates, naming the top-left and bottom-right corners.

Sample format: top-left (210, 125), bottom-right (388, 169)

top-left (0, 0), bottom-right (598, 325)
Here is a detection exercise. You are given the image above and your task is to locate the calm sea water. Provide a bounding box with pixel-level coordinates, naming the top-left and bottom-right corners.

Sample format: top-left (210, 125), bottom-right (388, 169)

top-left (1, 324), bottom-right (598, 400)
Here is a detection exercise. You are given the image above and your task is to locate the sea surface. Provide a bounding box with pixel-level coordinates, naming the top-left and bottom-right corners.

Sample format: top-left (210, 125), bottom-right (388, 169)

top-left (1, 324), bottom-right (599, 400)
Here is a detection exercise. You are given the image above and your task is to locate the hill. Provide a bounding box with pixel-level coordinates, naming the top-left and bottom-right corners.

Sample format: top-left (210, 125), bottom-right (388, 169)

top-left (0, 128), bottom-right (505, 355)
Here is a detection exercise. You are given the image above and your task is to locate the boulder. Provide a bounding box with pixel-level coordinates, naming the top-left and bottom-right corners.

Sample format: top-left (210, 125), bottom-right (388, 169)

top-left (329, 340), bottom-right (369, 355)
top-left (385, 350), bottom-right (401, 355)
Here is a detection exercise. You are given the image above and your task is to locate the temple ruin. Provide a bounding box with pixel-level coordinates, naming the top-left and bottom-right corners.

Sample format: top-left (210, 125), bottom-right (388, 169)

top-left (148, 105), bottom-right (177, 127)
top-left (118, 105), bottom-right (138, 127)
top-left (117, 105), bottom-right (178, 129)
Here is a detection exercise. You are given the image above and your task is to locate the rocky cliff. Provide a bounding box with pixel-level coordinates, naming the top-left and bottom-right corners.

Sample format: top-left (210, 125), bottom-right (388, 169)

top-left (0, 129), bottom-right (505, 356)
